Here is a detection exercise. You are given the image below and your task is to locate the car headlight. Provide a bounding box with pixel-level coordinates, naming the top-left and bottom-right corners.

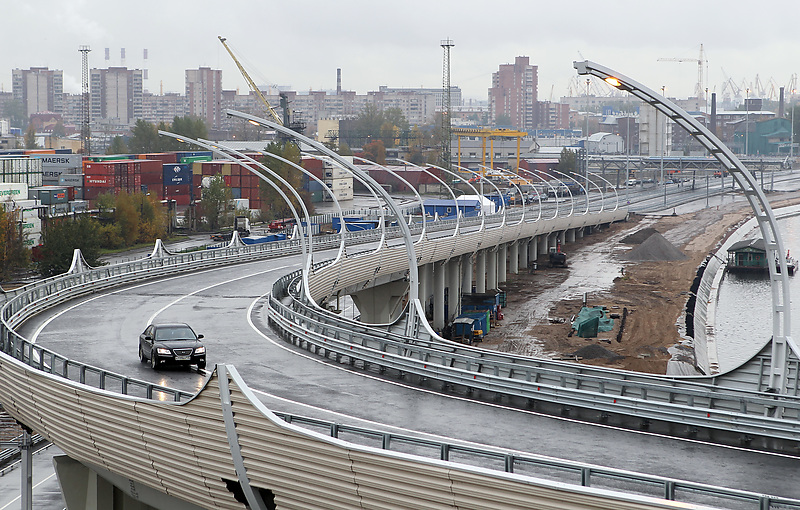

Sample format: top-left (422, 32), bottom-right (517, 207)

top-left (194, 346), bottom-right (206, 355)
top-left (156, 348), bottom-right (171, 355)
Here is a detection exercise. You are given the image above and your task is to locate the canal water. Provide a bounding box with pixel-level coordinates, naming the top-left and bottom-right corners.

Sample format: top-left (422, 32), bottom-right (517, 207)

top-left (714, 214), bottom-right (800, 372)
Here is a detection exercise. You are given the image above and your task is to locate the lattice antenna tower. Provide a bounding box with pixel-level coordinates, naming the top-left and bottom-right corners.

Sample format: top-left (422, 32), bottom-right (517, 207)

top-left (79, 45), bottom-right (91, 155)
top-left (441, 38), bottom-right (454, 170)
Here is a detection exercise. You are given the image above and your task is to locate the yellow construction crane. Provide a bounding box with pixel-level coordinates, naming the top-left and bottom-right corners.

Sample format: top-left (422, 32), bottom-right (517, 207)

top-left (218, 36), bottom-right (283, 125)
top-left (452, 127), bottom-right (528, 171)
top-left (658, 43), bottom-right (706, 100)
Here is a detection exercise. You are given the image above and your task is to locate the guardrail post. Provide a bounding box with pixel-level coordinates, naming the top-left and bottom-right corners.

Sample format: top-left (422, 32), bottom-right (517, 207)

top-left (580, 467), bottom-right (591, 486)
top-left (759, 495), bottom-right (770, 510)
top-left (504, 454), bottom-right (515, 473)
top-left (382, 433), bottom-right (391, 450)
top-left (330, 423), bottom-right (339, 438)
top-left (440, 443), bottom-right (450, 461)
top-left (664, 480), bottom-right (675, 500)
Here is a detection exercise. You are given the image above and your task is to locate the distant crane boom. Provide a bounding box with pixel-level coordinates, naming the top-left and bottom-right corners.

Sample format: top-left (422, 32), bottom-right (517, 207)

top-left (218, 36), bottom-right (283, 125)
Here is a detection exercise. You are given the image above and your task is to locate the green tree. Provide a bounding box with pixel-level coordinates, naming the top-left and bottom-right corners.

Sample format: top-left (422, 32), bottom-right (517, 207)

top-left (106, 135), bottom-right (128, 155)
top-left (114, 192), bottom-right (141, 246)
top-left (128, 119), bottom-right (160, 153)
top-left (39, 215), bottom-right (103, 277)
top-left (4, 100), bottom-right (26, 130)
top-left (200, 174), bottom-right (233, 230)
top-left (337, 140), bottom-right (353, 156)
top-left (0, 208), bottom-right (29, 281)
top-left (24, 125), bottom-right (38, 149)
top-left (359, 140), bottom-right (386, 165)
top-left (51, 119), bottom-right (67, 138)
top-left (558, 148), bottom-right (578, 177)
top-left (257, 141), bottom-right (312, 220)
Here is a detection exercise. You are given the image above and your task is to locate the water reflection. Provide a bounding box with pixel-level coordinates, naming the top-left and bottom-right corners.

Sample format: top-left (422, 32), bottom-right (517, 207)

top-left (715, 215), bottom-right (800, 371)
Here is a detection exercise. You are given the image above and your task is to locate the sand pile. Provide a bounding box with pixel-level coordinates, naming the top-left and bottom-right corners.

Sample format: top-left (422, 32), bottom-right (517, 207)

top-left (622, 232), bottom-right (687, 261)
top-left (572, 344), bottom-right (624, 361)
top-left (622, 227), bottom-right (659, 244)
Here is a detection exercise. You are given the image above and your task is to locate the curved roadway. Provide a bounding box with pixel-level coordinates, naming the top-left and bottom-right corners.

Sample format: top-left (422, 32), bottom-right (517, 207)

top-left (18, 246), bottom-right (799, 502)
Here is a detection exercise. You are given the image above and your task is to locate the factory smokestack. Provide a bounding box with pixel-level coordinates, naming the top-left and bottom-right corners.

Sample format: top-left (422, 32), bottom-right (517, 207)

top-left (336, 68), bottom-right (341, 95)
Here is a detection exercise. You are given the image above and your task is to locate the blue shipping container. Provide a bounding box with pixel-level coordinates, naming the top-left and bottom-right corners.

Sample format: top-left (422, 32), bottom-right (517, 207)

top-left (163, 164), bottom-right (192, 185)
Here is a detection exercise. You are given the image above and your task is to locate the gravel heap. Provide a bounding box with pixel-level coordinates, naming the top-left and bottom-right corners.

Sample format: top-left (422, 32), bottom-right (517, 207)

top-left (621, 227), bottom-right (659, 244)
top-left (572, 344), bottom-right (624, 361)
top-left (622, 232), bottom-right (687, 261)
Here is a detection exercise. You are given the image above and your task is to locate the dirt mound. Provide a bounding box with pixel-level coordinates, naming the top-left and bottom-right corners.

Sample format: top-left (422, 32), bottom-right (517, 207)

top-left (621, 227), bottom-right (659, 244)
top-left (622, 232), bottom-right (687, 261)
top-left (572, 344), bottom-right (624, 361)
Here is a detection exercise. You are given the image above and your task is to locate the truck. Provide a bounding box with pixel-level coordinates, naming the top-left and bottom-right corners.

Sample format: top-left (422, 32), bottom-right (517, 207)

top-left (210, 216), bottom-right (251, 242)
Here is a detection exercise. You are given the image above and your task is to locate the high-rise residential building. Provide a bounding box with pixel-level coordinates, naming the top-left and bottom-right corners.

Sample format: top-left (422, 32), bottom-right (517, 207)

top-left (90, 67), bottom-right (143, 126)
top-left (141, 92), bottom-right (187, 125)
top-left (185, 67), bottom-right (222, 129)
top-left (12, 67), bottom-right (64, 117)
top-left (535, 101), bottom-right (570, 130)
top-left (488, 56), bottom-right (537, 131)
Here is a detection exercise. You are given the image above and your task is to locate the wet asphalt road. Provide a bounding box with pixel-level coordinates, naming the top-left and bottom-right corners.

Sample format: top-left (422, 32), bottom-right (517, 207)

top-left (13, 248), bottom-right (799, 506)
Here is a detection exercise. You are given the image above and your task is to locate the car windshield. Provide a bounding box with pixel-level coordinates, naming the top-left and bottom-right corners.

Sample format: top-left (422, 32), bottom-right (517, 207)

top-left (155, 326), bottom-right (196, 341)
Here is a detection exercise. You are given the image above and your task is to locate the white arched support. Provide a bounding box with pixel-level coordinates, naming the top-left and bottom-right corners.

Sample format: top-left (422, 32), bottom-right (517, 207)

top-left (575, 60), bottom-right (798, 401)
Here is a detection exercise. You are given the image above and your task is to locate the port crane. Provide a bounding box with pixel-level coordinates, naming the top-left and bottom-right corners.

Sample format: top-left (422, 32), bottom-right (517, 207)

top-left (218, 35), bottom-right (283, 125)
top-left (658, 43), bottom-right (706, 100)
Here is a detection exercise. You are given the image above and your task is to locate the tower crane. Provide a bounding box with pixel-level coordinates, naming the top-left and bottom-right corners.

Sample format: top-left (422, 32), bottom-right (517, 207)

top-left (218, 36), bottom-right (283, 125)
top-left (657, 43), bottom-right (706, 100)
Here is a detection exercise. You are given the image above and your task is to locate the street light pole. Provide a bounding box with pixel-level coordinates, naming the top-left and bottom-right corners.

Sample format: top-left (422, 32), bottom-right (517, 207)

top-left (660, 85), bottom-right (666, 187)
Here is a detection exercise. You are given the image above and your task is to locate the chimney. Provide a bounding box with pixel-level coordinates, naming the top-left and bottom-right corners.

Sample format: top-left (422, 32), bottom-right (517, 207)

top-left (710, 93), bottom-right (717, 135)
top-left (779, 87), bottom-right (785, 118)
top-left (336, 68), bottom-right (341, 95)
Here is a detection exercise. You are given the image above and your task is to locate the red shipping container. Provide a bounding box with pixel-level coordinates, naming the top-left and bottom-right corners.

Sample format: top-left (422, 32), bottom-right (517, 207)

top-left (133, 175), bottom-right (142, 186)
top-left (167, 194), bottom-right (190, 206)
top-left (141, 173), bottom-right (162, 185)
top-left (83, 186), bottom-right (113, 201)
top-left (85, 175), bottom-right (114, 187)
top-left (84, 162), bottom-right (115, 175)
top-left (139, 159), bottom-right (162, 174)
top-left (223, 175), bottom-right (232, 187)
top-left (141, 153), bottom-right (178, 164)
top-left (164, 184), bottom-right (190, 195)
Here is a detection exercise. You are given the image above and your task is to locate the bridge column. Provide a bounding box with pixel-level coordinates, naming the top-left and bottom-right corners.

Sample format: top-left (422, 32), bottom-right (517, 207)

top-left (498, 244), bottom-right (508, 284)
top-left (476, 250), bottom-right (487, 293)
top-left (433, 261), bottom-right (446, 331)
top-left (351, 280), bottom-right (410, 323)
top-left (577, 227), bottom-right (585, 239)
top-left (566, 228), bottom-right (576, 243)
top-left (519, 238), bottom-right (529, 270)
top-left (557, 230), bottom-right (566, 247)
top-left (539, 234), bottom-right (549, 258)
top-left (447, 257), bottom-right (461, 321)
top-left (487, 248), bottom-right (498, 291)
top-left (509, 241), bottom-right (519, 274)
top-left (530, 236), bottom-right (538, 264)
top-left (419, 263), bottom-right (433, 318)
top-left (462, 253), bottom-right (473, 294)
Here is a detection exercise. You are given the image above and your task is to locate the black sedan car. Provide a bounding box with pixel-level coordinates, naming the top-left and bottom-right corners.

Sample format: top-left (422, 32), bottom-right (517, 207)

top-left (139, 323), bottom-right (206, 370)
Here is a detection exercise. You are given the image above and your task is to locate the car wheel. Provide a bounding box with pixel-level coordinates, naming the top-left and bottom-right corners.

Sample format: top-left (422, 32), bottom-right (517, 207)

top-left (197, 360), bottom-right (206, 370)
top-left (139, 345), bottom-right (147, 363)
top-left (150, 352), bottom-right (159, 370)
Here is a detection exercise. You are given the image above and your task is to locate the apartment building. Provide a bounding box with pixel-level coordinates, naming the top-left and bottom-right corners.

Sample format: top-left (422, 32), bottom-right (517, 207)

top-left (488, 56), bottom-right (537, 131)
top-left (90, 67), bottom-right (143, 127)
top-left (185, 67), bottom-right (222, 129)
top-left (12, 67), bottom-right (64, 117)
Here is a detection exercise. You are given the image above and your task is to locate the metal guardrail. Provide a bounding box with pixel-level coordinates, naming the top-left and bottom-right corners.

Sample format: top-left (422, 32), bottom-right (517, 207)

top-left (273, 411), bottom-right (800, 510)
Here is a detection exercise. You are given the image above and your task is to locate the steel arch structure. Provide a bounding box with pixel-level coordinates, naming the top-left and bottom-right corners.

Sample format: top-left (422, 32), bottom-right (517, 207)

top-left (574, 60), bottom-right (799, 401)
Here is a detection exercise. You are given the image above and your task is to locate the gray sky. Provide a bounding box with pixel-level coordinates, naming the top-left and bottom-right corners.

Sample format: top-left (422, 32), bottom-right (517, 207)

top-left (4, 0), bottom-right (799, 103)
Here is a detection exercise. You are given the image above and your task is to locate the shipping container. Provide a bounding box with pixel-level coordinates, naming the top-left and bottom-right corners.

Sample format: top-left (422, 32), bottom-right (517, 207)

top-left (231, 187), bottom-right (241, 199)
top-left (0, 182), bottom-right (28, 203)
top-left (58, 174), bottom-right (84, 187)
top-left (85, 175), bottom-right (115, 187)
top-left (180, 155), bottom-right (213, 165)
top-left (84, 162), bottom-right (116, 175)
top-left (83, 186), bottom-right (113, 202)
top-left (163, 163), bottom-right (192, 186)
top-left (29, 186), bottom-right (69, 205)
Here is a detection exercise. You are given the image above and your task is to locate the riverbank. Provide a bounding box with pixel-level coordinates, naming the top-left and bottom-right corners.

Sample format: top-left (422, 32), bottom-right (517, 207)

top-left (483, 191), bottom-right (800, 374)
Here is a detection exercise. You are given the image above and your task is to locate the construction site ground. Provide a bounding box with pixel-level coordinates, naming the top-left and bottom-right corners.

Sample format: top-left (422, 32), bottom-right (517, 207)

top-left (482, 192), bottom-right (800, 374)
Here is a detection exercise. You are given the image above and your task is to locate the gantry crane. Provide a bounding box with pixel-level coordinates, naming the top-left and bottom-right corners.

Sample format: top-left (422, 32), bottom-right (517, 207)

top-left (658, 43), bottom-right (706, 100)
top-left (218, 36), bottom-right (283, 125)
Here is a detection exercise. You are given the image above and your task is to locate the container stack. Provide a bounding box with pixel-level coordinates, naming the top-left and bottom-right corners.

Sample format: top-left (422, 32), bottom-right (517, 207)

top-left (0, 157), bottom-right (43, 187)
top-left (323, 158), bottom-right (354, 202)
top-left (140, 159), bottom-right (164, 199)
top-left (163, 163), bottom-right (192, 205)
top-left (82, 159), bottom-right (146, 201)
top-left (192, 160), bottom-right (262, 210)
top-left (302, 157), bottom-right (325, 203)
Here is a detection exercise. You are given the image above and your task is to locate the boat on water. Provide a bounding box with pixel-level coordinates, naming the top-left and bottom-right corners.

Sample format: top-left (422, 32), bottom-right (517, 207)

top-left (726, 238), bottom-right (796, 275)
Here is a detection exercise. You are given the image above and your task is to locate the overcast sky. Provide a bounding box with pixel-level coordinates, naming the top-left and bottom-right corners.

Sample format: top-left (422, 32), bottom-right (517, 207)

top-left (4, 1), bottom-right (799, 103)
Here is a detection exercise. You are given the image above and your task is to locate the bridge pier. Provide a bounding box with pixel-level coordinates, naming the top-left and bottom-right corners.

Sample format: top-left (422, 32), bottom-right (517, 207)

top-left (447, 257), bottom-right (461, 321)
top-left (462, 254), bottom-right (473, 294)
top-left (519, 238), bottom-right (529, 270)
top-left (509, 242), bottom-right (519, 274)
top-left (498, 244), bottom-right (508, 284)
top-left (487, 248), bottom-right (498, 290)
top-left (476, 250), bottom-right (487, 293)
top-left (566, 228), bottom-right (576, 243)
top-left (557, 230), bottom-right (566, 247)
top-left (419, 263), bottom-right (433, 318)
top-left (529, 236), bottom-right (538, 265)
top-left (539, 234), bottom-right (549, 259)
top-left (433, 261), bottom-right (446, 330)
top-left (351, 280), bottom-right (410, 323)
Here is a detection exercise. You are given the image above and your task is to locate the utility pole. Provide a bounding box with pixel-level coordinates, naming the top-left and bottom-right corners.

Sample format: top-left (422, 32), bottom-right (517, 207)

top-left (440, 38), bottom-right (455, 171)
top-left (79, 45), bottom-right (91, 155)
